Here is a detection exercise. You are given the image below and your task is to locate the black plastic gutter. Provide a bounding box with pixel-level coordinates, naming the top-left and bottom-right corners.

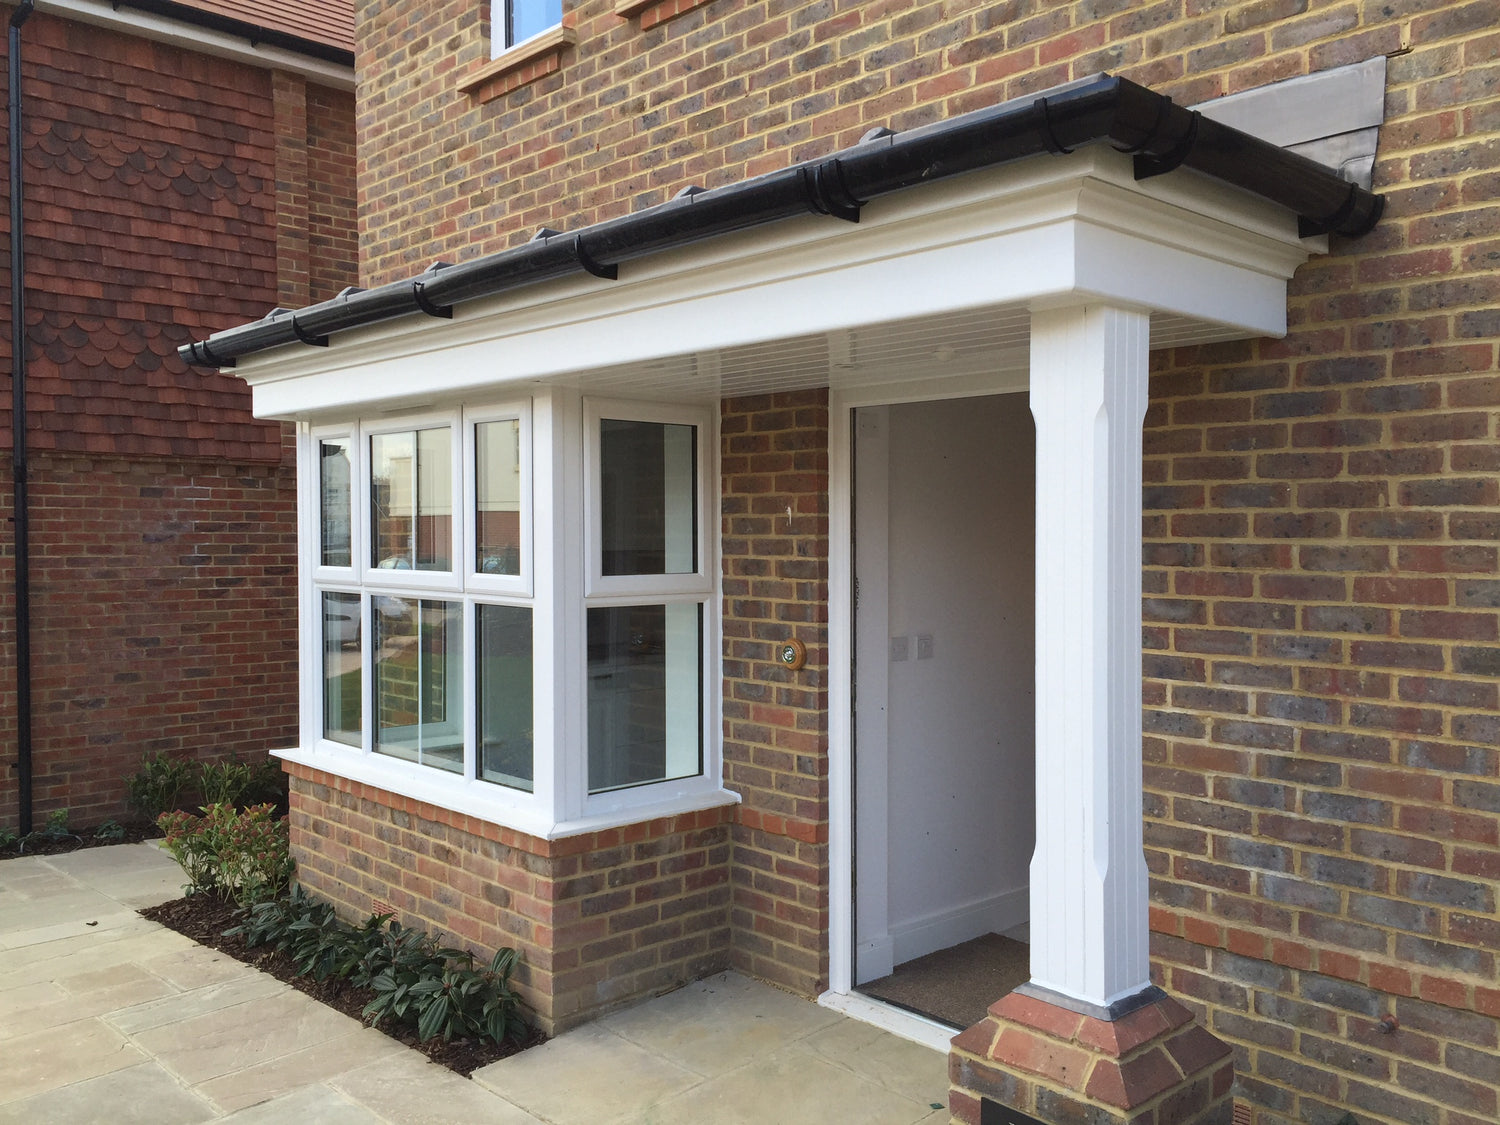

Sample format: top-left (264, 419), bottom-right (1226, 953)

top-left (110, 0), bottom-right (354, 68)
top-left (9, 0), bottom-right (33, 836)
top-left (180, 74), bottom-right (1383, 370)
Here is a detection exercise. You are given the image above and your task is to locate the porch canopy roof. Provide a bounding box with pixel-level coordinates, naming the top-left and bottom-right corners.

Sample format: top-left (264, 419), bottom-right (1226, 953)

top-left (182, 73), bottom-right (1381, 419)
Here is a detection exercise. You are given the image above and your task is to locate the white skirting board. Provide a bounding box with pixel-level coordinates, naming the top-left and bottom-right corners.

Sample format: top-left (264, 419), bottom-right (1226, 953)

top-left (891, 886), bottom-right (1029, 966)
top-left (857, 886), bottom-right (1029, 984)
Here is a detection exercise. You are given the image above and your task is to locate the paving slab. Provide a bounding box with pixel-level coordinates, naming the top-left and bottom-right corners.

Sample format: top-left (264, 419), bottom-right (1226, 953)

top-left (1, 844), bottom-right (952, 1124)
top-left (0, 1061), bottom-right (215, 1125)
top-left (0, 1018), bottom-right (147, 1106)
top-left (597, 970), bottom-right (844, 1077)
top-left (194, 1026), bottom-right (405, 1114)
top-left (621, 1044), bottom-right (941, 1125)
top-left (332, 1052), bottom-right (548, 1125)
top-left (133, 990), bottom-right (365, 1085)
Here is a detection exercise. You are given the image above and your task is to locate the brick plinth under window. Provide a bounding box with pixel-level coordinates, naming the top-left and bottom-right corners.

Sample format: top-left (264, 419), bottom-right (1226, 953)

top-left (950, 991), bottom-right (1235, 1125)
top-left (285, 764), bottom-right (734, 1034)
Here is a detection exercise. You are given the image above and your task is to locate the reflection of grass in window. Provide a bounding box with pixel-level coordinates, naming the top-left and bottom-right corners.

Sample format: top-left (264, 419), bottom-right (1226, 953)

top-left (324, 667), bottom-right (361, 743)
top-left (480, 652), bottom-right (533, 786)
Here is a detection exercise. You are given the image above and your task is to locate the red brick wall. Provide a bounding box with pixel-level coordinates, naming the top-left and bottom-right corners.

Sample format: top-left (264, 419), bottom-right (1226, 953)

top-left (2, 10), bottom-right (284, 461)
top-left (0, 450), bottom-right (299, 829)
top-left (287, 763), bottom-right (734, 1033)
top-left (0, 12), bottom-right (356, 831)
top-left (720, 391), bottom-right (830, 997)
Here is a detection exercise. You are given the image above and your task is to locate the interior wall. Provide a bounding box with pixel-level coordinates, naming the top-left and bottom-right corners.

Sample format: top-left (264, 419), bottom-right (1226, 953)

top-left (882, 394), bottom-right (1036, 961)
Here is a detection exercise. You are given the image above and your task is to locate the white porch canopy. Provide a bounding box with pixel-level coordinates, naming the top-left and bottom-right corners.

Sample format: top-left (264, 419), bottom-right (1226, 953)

top-left (230, 143), bottom-right (1321, 1020)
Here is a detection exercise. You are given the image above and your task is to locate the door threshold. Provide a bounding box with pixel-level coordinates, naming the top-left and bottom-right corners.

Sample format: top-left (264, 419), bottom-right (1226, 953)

top-left (817, 988), bottom-right (957, 1053)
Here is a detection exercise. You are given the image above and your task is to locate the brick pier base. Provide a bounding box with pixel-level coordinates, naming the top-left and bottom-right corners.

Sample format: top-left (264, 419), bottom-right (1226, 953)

top-left (949, 989), bottom-right (1235, 1125)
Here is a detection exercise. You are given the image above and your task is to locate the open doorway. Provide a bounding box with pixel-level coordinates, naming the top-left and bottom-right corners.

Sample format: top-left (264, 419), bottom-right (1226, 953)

top-left (851, 393), bottom-right (1036, 1030)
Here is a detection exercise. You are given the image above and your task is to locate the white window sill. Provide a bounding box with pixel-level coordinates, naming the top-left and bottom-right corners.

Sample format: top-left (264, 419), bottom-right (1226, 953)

top-left (273, 745), bottom-right (740, 841)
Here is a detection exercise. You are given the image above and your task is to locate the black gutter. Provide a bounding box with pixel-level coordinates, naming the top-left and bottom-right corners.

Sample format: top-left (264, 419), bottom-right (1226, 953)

top-left (108, 0), bottom-right (354, 68)
top-left (9, 0), bottom-right (32, 836)
top-left (180, 74), bottom-right (1384, 370)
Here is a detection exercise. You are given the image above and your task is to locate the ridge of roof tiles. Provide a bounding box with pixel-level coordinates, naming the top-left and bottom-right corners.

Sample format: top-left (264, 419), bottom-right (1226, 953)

top-left (171, 0), bottom-right (354, 54)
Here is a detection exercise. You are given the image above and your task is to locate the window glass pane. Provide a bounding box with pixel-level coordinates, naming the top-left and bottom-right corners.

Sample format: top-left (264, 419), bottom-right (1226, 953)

top-left (374, 598), bottom-right (463, 773)
top-left (599, 419), bottom-right (697, 576)
top-left (320, 439), bottom-right (352, 567)
top-left (508, 0), bottom-right (560, 45)
top-left (476, 419), bottom-right (522, 576)
top-left (322, 592), bottom-right (361, 746)
top-left (586, 602), bottom-right (702, 793)
top-left (477, 604), bottom-right (533, 791)
top-left (370, 428), bottom-right (452, 572)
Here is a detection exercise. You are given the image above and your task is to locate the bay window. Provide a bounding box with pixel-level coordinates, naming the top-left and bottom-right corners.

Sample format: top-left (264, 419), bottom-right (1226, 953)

top-left (297, 392), bottom-right (722, 837)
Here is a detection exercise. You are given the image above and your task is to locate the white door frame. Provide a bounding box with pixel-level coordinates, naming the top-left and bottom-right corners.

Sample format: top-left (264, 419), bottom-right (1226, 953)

top-left (822, 368), bottom-right (1028, 1050)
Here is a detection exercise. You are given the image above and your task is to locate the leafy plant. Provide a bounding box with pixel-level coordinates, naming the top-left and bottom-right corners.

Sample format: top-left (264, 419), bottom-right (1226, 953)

top-left (0, 826), bottom-right (18, 850)
top-left (93, 820), bottom-right (127, 843)
top-left (127, 752), bottom-right (194, 821)
top-left (199, 760), bottom-right (255, 808)
top-left (157, 803), bottom-right (292, 906)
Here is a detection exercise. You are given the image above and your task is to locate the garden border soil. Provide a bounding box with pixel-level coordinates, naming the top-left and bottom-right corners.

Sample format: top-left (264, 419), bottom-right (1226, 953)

top-left (140, 892), bottom-right (542, 1077)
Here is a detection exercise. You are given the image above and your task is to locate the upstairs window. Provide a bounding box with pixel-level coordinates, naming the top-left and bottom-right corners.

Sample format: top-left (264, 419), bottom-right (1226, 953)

top-left (499, 0), bottom-right (561, 47)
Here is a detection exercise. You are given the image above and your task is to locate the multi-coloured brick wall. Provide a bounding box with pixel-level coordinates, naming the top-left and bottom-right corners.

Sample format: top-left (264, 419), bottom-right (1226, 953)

top-left (0, 10), bottom-right (356, 830)
top-left (720, 391), bottom-right (831, 997)
top-left (286, 762), bottom-right (734, 1033)
top-left (337, 1), bottom-right (1496, 1119)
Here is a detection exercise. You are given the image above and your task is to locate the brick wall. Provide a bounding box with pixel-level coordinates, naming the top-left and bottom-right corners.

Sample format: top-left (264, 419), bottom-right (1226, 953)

top-left (720, 391), bottom-right (830, 997)
top-left (0, 450), bottom-right (299, 829)
top-left (286, 763), bottom-right (734, 1033)
top-left (338, 0), bottom-right (1499, 1117)
top-left (0, 11), bottom-right (356, 830)
top-left (307, 83), bottom-right (359, 304)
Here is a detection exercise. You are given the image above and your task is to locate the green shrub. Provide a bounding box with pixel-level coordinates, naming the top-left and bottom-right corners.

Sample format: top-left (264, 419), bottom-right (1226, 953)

top-left (127, 753), bottom-right (194, 821)
top-left (228, 888), bottom-right (526, 1046)
top-left (199, 760), bottom-right (255, 808)
top-left (93, 820), bottom-right (126, 843)
top-left (157, 803), bottom-right (292, 906)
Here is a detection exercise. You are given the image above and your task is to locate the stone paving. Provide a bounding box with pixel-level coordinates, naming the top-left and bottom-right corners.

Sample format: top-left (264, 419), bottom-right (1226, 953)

top-left (0, 843), bottom-right (949, 1123)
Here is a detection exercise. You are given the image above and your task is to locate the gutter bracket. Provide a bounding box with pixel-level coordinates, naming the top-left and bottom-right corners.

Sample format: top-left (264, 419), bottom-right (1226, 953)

top-left (802, 159), bottom-right (863, 223)
top-left (1134, 111), bottom-right (1199, 179)
top-left (194, 340), bottom-right (235, 368)
top-left (572, 235), bottom-right (618, 280)
top-left (413, 280), bottom-right (454, 318)
top-left (290, 315), bottom-right (330, 347)
top-left (1034, 96), bottom-right (1075, 155)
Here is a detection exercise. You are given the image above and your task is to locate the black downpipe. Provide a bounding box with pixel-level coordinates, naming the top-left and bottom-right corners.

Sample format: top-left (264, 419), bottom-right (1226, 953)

top-left (8, 0), bottom-right (32, 836)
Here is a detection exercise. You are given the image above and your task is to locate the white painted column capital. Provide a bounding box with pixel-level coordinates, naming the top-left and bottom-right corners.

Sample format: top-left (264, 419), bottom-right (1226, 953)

top-left (1027, 303), bottom-right (1152, 1012)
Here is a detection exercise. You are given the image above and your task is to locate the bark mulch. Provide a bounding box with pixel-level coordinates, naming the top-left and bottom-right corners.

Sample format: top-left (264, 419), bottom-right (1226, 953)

top-left (140, 892), bottom-right (543, 1077)
top-left (1, 822), bottom-right (160, 859)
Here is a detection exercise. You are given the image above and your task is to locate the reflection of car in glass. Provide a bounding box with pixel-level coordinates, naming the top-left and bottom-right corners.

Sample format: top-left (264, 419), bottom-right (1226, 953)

top-left (373, 557), bottom-right (413, 636)
top-left (325, 599), bottom-right (360, 649)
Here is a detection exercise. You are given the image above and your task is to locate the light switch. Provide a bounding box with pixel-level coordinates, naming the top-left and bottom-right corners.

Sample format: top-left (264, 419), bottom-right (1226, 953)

top-left (890, 636), bottom-right (909, 662)
top-left (916, 633), bottom-right (934, 660)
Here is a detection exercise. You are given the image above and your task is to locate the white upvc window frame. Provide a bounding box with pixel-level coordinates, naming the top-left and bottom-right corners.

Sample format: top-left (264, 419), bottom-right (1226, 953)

top-left (293, 390), bottom-right (726, 839)
top-left (578, 396), bottom-right (718, 821)
top-left (584, 397), bottom-right (713, 600)
top-left (360, 410), bottom-right (464, 594)
top-left (490, 0), bottom-right (563, 53)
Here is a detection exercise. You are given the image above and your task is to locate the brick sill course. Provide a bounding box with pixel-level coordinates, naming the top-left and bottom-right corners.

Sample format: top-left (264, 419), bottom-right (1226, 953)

top-left (459, 25), bottom-right (576, 103)
top-left (614, 0), bottom-right (713, 31)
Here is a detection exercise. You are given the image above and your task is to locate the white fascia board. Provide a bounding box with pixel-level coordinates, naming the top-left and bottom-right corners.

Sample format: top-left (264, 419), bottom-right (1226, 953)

top-left (36, 0), bottom-right (354, 89)
top-left (234, 147), bottom-right (1313, 419)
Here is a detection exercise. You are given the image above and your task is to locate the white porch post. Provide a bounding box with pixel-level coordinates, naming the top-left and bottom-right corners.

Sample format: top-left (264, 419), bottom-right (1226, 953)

top-left (1027, 303), bottom-right (1153, 1013)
